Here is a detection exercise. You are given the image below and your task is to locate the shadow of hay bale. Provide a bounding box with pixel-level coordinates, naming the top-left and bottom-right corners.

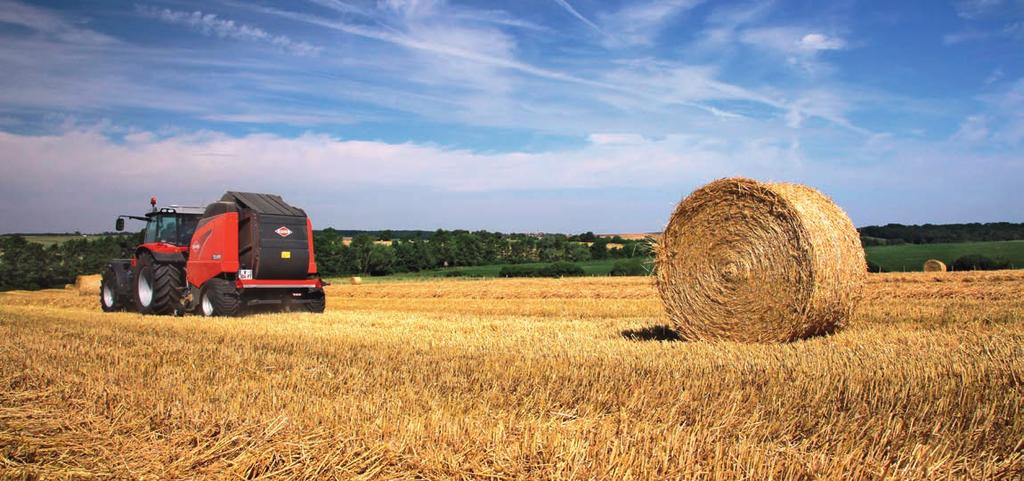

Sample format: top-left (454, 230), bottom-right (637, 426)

top-left (621, 325), bottom-right (684, 342)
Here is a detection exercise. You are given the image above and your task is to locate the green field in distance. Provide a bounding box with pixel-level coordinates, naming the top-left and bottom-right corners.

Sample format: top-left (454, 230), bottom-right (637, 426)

top-left (865, 240), bottom-right (1024, 272)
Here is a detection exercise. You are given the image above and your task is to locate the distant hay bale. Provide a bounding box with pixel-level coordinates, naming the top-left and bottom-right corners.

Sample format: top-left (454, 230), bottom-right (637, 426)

top-left (923, 259), bottom-right (947, 272)
top-left (350, 276), bottom-right (363, 285)
top-left (64, 284), bottom-right (75, 290)
top-left (656, 178), bottom-right (866, 343)
top-left (75, 274), bottom-right (102, 296)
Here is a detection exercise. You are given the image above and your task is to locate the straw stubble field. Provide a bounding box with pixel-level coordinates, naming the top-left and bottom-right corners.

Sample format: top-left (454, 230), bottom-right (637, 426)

top-left (1, 272), bottom-right (1022, 480)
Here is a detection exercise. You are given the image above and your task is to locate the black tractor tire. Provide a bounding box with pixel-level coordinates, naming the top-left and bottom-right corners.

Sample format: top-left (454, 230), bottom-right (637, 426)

top-left (133, 253), bottom-right (185, 315)
top-left (99, 271), bottom-right (125, 312)
top-left (199, 278), bottom-right (242, 317)
top-left (298, 289), bottom-right (326, 313)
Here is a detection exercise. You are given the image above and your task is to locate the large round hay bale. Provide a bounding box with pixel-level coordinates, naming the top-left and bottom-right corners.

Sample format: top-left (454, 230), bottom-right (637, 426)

top-left (350, 276), bottom-right (363, 285)
top-left (656, 178), bottom-right (866, 343)
top-left (923, 259), bottom-right (947, 272)
top-left (75, 274), bottom-right (102, 296)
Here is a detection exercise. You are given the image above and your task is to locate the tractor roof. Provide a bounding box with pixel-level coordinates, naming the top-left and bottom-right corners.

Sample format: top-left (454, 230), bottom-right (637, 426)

top-left (220, 192), bottom-right (306, 217)
top-left (146, 205), bottom-right (205, 216)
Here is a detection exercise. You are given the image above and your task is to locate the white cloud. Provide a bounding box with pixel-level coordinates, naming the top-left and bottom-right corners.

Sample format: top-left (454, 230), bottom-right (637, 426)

top-left (740, 27), bottom-right (846, 56)
top-left (137, 6), bottom-right (322, 57)
top-left (0, 126), bottom-right (793, 195)
top-left (799, 33), bottom-right (845, 51)
top-left (737, 27), bottom-right (847, 76)
top-left (6, 124), bottom-right (1021, 232)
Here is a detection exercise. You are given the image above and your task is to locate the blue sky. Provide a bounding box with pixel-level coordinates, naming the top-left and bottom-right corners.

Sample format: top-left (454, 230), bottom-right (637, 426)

top-left (0, 0), bottom-right (1021, 233)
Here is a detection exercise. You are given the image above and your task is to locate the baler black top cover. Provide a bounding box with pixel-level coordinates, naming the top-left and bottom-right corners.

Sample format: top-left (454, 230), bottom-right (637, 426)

top-left (221, 192), bottom-right (305, 217)
top-left (220, 192), bottom-right (310, 280)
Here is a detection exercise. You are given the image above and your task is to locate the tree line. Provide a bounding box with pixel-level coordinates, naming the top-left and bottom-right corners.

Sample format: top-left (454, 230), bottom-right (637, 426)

top-left (0, 230), bottom-right (651, 290)
top-left (0, 234), bottom-right (137, 291)
top-left (313, 229), bottom-right (651, 277)
top-left (6, 221), bottom-right (1020, 291)
top-left (859, 222), bottom-right (1024, 245)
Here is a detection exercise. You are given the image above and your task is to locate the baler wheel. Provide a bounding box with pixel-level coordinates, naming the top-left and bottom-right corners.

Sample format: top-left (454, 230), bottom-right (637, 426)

top-left (299, 290), bottom-right (326, 313)
top-left (133, 253), bottom-right (184, 315)
top-left (200, 278), bottom-right (241, 317)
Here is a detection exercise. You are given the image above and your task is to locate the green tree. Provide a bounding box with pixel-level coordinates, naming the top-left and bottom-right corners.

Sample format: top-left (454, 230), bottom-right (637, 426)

top-left (565, 243), bottom-right (591, 262)
top-left (0, 236), bottom-right (50, 290)
top-left (349, 235), bottom-right (375, 274)
top-left (590, 238), bottom-right (610, 260)
top-left (367, 245), bottom-right (397, 275)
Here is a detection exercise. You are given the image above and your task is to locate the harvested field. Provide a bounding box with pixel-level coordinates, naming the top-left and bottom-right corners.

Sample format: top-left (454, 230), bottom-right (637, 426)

top-left (1, 272), bottom-right (1023, 479)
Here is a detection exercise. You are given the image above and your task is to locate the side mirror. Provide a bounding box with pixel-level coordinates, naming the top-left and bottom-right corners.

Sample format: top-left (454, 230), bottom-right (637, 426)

top-left (115, 217), bottom-right (125, 231)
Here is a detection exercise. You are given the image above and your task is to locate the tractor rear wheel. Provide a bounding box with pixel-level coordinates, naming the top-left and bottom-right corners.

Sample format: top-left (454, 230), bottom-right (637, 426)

top-left (133, 253), bottom-right (184, 315)
top-left (199, 278), bottom-right (241, 317)
top-left (100, 272), bottom-right (124, 312)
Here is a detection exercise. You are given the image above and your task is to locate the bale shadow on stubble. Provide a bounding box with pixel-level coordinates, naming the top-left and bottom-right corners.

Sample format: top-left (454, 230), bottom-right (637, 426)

top-left (620, 325), bottom-right (685, 342)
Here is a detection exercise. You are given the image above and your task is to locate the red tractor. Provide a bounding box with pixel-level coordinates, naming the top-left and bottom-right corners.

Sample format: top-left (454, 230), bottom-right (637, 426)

top-left (100, 192), bottom-right (326, 316)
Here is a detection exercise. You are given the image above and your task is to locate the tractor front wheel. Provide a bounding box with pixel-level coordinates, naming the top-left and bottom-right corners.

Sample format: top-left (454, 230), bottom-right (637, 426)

top-left (100, 272), bottom-right (124, 312)
top-left (133, 254), bottom-right (184, 315)
top-left (199, 278), bottom-right (241, 317)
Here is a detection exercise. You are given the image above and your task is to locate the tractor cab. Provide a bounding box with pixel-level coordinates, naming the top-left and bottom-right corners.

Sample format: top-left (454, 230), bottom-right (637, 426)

top-left (115, 197), bottom-right (203, 247)
top-left (141, 208), bottom-right (202, 247)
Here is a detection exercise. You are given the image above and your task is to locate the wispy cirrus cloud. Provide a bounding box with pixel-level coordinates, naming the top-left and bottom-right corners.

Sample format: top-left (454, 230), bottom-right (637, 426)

top-left (551, 0), bottom-right (606, 36)
top-left (239, 2), bottom-right (790, 122)
top-left (0, 0), bottom-right (117, 45)
top-left (957, 77), bottom-right (1024, 146)
top-left (598, 0), bottom-right (704, 47)
top-left (953, 0), bottom-right (1015, 19)
top-left (945, 0), bottom-right (1024, 45)
top-left (137, 6), bottom-right (322, 56)
top-left (0, 0), bottom-right (874, 137)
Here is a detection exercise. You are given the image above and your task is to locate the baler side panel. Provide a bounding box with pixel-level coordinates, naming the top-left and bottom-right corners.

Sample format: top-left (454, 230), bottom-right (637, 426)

top-left (306, 217), bottom-right (317, 275)
top-left (186, 212), bottom-right (240, 287)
